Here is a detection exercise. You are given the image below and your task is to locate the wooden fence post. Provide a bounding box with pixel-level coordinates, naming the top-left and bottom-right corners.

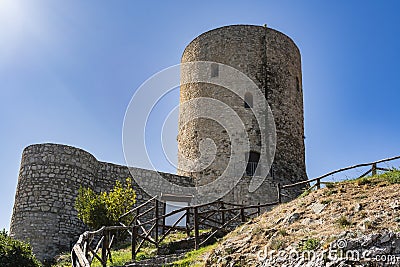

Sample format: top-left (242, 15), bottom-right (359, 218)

top-left (185, 207), bottom-right (191, 238)
top-left (316, 179), bottom-right (321, 189)
top-left (372, 163), bottom-right (377, 176)
top-left (131, 225), bottom-right (137, 262)
top-left (162, 202), bottom-right (166, 234)
top-left (101, 230), bottom-right (108, 267)
top-left (277, 183), bottom-right (282, 203)
top-left (221, 202), bottom-right (225, 226)
top-left (193, 207), bottom-right (199, 250)
top-left (154, 198), bottom-right (159, 250)
top-left (240, 207), bottom-right (245, 222)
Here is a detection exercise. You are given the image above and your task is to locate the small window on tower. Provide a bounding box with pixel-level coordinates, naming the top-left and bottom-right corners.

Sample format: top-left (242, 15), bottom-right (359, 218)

top-left (246, 151), bottom-right (260, 176)
top-left (296, 77), bottom-right (301, 92)
top-left (244, 92), bottom-right (253, 108)
top-left (211, 63), bottom-right (219, 78)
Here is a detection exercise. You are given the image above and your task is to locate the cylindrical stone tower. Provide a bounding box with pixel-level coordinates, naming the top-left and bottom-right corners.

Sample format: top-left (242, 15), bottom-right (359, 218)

top-left (177, 25), bottom-right (307, 203)
top-left (9, 144), bottom-right (98, 261)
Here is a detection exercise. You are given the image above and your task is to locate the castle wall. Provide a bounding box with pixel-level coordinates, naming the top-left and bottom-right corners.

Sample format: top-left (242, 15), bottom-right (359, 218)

top-left (10, 143), bottom-right (193, 261)
top-left (178, 25), bottom-right (307, 203)
top-left (10, 25), bottom-right (309, 262)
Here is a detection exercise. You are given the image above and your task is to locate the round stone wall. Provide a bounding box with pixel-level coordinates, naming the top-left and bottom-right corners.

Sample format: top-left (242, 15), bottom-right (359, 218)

top-left (177, 25), bottom-right (307, 199)
top-left (9, 143), bottom-right (98, 261)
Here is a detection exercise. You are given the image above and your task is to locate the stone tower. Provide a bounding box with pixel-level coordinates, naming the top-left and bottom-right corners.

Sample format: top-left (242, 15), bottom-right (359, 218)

top-left (177, 25), bottom-right (307, 203)
top-left (9, 144), bottom-right (98, 261)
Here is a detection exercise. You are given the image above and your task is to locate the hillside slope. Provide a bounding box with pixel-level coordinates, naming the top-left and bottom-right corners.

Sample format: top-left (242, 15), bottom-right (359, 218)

top-left (205, 171), bottom-right (400, 266)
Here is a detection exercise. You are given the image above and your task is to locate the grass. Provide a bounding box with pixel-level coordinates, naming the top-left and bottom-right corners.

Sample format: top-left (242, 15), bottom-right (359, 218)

top-left (278, 229), bottom-right (288, 236)
top-left (336, 216), bottom-right (352, 228)
top-left (52, 229), bottom-right (213, 267)
top-left (320, 199), bottom-right (332, 205)
top-left (378, 168), bottom-right (400, 184)
top-left (349, 168), bottom-right (400, 187)
top-left (168, 243), bottom-right (217, 267)
top-left (52, 253), bottom-right (71, 267)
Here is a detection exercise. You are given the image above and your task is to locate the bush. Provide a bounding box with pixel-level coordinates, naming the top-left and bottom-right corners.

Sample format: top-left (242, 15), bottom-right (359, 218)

top-left (75, 178), bottom-right (137, 229)
top-left (0, 229), bottom-right (41, 267)
top-left (380, 169), bottom-right (400, 184)
top-left (299, 238), bottom-right (320, 251)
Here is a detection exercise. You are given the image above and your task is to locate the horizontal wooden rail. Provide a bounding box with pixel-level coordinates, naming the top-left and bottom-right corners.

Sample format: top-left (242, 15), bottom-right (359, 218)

top-left (282, 155), bottom-right (400, 189)
top-left (119, 195), bottom-right (157, 219)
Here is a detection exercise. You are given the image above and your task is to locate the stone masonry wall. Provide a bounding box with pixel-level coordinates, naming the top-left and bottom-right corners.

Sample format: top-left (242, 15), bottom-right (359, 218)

top-left (10, 143), bottom-right (194, 262)
top-left (178, 25), bottom-right (307, 203)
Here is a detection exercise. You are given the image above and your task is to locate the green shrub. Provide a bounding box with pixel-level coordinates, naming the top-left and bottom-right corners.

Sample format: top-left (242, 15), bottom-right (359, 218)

top-left (380, 169), bottom-right (400, 184)
top-left (0, 229), bottom-right (41, 267)
top-left (299, 238), bottom-right (320, 251)
top-left (75, 178), bottom-right (136, 229)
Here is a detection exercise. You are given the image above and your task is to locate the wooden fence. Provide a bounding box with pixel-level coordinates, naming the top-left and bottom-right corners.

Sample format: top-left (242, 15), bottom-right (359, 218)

top-left (280, 155), bottom-right (400, 195)
top-left (71, 198), bottom-right (277, 267)
top-left (71, 155), bottom-right (400, 267)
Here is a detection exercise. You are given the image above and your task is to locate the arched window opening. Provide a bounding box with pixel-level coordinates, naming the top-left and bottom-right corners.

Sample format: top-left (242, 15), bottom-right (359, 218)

top-left (246, 151), bottom-right (260, 176)
top-left (244, 92), bottom-right (253, 108)
top-left (296, 77), bottom-right (301, 92)
top-left (211, 63), bottom-right (219, 78)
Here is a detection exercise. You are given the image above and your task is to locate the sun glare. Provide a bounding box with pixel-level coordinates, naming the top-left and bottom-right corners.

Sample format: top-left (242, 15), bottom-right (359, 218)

top-left (0, 0), bottom-right (25, 28)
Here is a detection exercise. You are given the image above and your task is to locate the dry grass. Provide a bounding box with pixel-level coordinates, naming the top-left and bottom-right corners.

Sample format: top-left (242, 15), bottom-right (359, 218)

top-left (206, 171), bottom-right (400, 266)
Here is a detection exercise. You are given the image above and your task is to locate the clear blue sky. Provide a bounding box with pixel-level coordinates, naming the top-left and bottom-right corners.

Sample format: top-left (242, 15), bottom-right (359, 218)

top-left (1, 1), bottom-right (400, 230)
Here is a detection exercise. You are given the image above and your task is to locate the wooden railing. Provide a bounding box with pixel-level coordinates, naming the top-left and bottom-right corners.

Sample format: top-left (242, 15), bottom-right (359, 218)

top-left (72, 199), bottom-right (277, 267)
top-left (119, 198), bottom-right (278, 260)
top-left (71, 225), bottom-right (129, 267)
top-left (279, 155), bottom-right (400, 196)
top-left (72, 155), bottom-right (400, 267)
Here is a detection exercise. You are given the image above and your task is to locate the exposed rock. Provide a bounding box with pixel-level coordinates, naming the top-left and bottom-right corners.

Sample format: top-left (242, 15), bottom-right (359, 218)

top-left (354, 203), bottom-right (362, 212)
top-left (285, 213), bottom-right (301, 225)
top-left (310, 202), bottom-right (326, 214)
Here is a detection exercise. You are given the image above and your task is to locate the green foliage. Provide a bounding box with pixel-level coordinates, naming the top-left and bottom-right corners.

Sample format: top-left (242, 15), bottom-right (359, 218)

top-left (298, 189), bottom-right (310, 198)
top-left (87, 248), bottom-right (132, 267)
top-left (379, 168), bottom-right (400, 184)
top-left (75, 178), bottom-right (136, 229)
top-left (0, 229), bottom-right (41, 267)
top-left (75, 186), bottom-right (109, 229)
top-left (299, 238), bottom-right (320, 251)
top-left (169, 243), bottom-right (217, 267)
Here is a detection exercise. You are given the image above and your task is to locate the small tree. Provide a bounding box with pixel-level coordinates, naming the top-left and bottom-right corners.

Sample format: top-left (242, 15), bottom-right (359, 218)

top-left (75, 178), bottom-right (136, 229)
top-left (0, 229), bottom-right (41, 267)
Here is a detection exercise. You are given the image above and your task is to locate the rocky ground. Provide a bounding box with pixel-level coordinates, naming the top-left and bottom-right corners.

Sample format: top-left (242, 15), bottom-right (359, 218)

top-left (205, 172), bottom-right (400, 266)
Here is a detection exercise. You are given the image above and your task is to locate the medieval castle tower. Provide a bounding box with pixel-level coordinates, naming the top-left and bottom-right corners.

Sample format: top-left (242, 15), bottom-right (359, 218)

top-left (10, 25), bottom-right (307, 261)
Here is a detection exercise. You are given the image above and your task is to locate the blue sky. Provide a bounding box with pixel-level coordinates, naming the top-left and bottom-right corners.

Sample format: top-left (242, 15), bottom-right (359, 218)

top-left (1, 1), bottom-right (400, 230)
